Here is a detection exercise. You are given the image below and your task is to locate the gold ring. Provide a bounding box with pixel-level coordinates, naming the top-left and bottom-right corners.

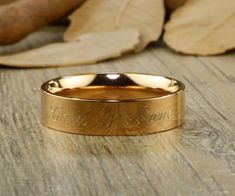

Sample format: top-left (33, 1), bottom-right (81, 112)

top-left (41, 73), bottom-right (185, 135)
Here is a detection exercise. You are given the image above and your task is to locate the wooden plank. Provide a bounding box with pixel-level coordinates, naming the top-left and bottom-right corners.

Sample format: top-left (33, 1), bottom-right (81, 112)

top-left (0, 28), bottom-right (235, 196)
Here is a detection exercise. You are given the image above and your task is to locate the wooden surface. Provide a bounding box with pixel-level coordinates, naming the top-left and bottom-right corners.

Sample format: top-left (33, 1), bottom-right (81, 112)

top-left (0, 27), bottom-right (235, 196)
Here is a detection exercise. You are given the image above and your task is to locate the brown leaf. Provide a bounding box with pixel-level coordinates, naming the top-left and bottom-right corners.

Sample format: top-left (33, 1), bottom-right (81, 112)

top-left (164, 0), bottom-right (235, 55)
top-left (0, 0), bottom-right (84, 45)
top-left (0, 29), bottom-right (140, 67)
top-left (0, 26), bottom-right (65, 55)
top-left (64, 0), bottom-right (165, 51)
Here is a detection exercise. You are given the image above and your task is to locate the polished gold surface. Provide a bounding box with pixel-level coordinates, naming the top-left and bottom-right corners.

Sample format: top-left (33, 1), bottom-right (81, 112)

top-left (41, 73), bottom-right (185, 135)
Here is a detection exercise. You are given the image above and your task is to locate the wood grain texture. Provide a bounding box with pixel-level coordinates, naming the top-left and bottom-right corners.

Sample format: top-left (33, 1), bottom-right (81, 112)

top-left (0, 27), bottom-right (235, 196)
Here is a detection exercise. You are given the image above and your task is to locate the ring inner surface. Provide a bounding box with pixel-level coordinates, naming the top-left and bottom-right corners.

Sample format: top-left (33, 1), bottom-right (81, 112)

top-left (46, 73), bottom-right (181, 101)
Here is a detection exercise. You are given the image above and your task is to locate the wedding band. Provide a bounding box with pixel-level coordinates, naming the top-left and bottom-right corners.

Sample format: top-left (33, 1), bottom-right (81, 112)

top-left (41, 73), bottom-right (185, 135)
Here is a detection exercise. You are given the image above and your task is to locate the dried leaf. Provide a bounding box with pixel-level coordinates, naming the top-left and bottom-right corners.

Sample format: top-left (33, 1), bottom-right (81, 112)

top-left (164, 0), bottom-right (235, 55)
top-left (64, 0), bottom-right (165, 51)
top-left (0, 29), bottom-right (140, 67)
top-left (0, 26), bottom-right (65, 55)
top-left (0, 0), bottom-right (84, 45)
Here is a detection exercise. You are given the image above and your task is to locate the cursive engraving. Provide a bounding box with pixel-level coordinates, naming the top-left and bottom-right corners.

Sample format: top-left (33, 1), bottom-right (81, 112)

top-left (48, 105), bottom-right (87, 126)
top-left (126, 107), bottom-right (172, 126)
top-left (46, 104), bottom-right (176, 127)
